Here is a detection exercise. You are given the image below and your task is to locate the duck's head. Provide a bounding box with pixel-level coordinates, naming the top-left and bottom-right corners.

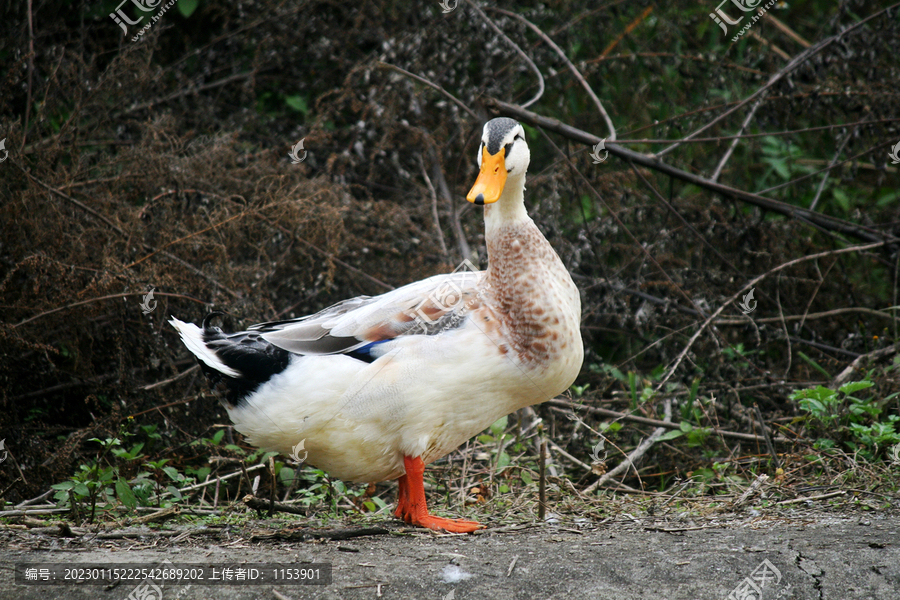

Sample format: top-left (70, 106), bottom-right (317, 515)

top-left (467, 117), bottom-right (530, 206)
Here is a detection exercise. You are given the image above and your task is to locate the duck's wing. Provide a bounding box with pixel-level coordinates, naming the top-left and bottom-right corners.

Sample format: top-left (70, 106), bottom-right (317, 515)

top-left (250, 270), bottom-right (486, 358)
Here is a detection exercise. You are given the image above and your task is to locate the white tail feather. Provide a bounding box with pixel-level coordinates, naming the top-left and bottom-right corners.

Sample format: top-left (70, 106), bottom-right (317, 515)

top-left (169, 316), bottom-right (241, 378)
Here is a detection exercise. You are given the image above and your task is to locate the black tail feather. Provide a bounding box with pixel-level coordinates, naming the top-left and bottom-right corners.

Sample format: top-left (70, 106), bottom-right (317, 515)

top-left (198, 312), bottom-right (291, 406)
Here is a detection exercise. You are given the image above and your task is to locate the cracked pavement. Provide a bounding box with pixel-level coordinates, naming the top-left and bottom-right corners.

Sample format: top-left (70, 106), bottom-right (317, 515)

top-left (2, 513), bottom-right (898, 599)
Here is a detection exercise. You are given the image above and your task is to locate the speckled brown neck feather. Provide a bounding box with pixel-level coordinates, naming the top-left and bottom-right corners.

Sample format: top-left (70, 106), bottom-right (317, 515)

top-left (484, 218), bottom-right (573, 367)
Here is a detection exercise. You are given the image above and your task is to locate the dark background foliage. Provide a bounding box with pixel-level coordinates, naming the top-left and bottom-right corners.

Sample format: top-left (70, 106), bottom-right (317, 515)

top-left (1, 0), bottom-right (898, 505)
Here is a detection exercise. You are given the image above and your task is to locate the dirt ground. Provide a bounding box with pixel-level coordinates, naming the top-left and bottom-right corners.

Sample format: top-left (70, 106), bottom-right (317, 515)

top-left (2, 510), bottom-right (898, 600)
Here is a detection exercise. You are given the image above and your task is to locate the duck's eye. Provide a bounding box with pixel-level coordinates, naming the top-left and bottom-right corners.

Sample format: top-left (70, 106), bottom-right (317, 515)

top-left (503, 140), bottom-right (514, 158)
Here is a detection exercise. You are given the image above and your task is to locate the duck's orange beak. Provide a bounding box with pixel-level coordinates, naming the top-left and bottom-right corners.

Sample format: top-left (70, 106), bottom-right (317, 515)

top-left (467, 146), bottom-right (507, 205)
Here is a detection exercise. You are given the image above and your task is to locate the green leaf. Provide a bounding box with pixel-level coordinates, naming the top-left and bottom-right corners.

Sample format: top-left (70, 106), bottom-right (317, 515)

top-left (51, 481), bottom-right (75, 491)
top-left (689, 378), bottom-right (700, 403)
top-left (279, 466), bottom-right (295, 484)
top-left (771, 159), bottom-right (790, 180)
top-left (797, 352), bottom-right (832, 379)
top-left (876, 190), bottom-right (900, 207)
top-left (178, 0), bottom-right (199, 18)
top-left (839, 380), bottom-right (874, 395)
top-left (490, 416), bottom-right (508, 437)
top-left (813, 438), bottom-right (835, 449)
top-left (520, 471), bottom-right (533, 485)
top-left (284, 95), bottom-right (309, 115)
top-left (167, 485), bottom-right (183, 501)
top-left (832, 187), bottom-right (850, 212)
top-left (799, 398), bottom-right (826, 415)
top-left (628, 372), bottom-right (638, 407)
top-left (162, 466), bottom-right (184, 482)
top-left (497, 451), bottom-right (510, 469)
top-left (658, 429), bottom-right (685, 441)
top-left (212, 429), bottom-right (225, 445)
top-left (115, 478), bottom-right (138, 509)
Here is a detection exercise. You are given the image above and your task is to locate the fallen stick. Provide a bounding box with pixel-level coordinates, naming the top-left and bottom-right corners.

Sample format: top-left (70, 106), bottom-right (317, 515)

top-left (583, 399), bottom-right (672, 494)
top-left (831, 343), bottom-right (899, 387)
top-left (249, 524), bottom-right (391, 542)
top-left (549, 399), bottom-right (792, 444)
top-left (776, 490), bottom-right (846, 505)
top-left (243, 495), bottom-right (308, 516)
top-left (150, 462), bottom-right (268, 501)
top-left (0, 507), bottom-right (69, 518)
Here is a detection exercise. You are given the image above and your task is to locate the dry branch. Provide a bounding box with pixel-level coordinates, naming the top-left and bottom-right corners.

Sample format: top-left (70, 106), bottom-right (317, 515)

top-left (653, 2), bottom-right (899, 156)
top-left (583, 398), bottom-right (672, 494)
top-left (549, 400), bottom-right (791, 444)
top-left (491, 8), bottom-right (616, 140)
top-left (467, 0), bottom-right (544, 109)
top-left (486, 98), bottom-right (897, 246)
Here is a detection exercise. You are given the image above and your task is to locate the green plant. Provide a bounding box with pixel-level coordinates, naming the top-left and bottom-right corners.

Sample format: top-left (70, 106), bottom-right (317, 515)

top-left (191, 428), bottom-right (246, 455)
top-left (51, 435), bottom-right (141, 522)
top-left (791, 378), bottom-right (900, 461)
top-left (759, 135), bottom-right (815, 194)
top-left (51, 420), bottom-right (212, 518)
top-left (658, 420), bottom-right (712, 447)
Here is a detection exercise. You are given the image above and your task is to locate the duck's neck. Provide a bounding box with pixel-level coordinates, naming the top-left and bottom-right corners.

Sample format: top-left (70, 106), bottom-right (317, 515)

top-left (483, 175), bottom-right (530, 237)
top-left (482, 174), bottom-right (553, 295)
top-left (482, 174), bottom-right (573, 368)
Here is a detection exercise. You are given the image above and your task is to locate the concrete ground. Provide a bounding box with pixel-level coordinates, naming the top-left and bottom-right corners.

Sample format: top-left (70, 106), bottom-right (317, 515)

top-left (1, 513), bottom-right (898, 599)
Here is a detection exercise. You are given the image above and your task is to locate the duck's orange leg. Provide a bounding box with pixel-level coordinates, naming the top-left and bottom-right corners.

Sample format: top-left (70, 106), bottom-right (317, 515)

top-left (394, 456), bottom-right (484, 533)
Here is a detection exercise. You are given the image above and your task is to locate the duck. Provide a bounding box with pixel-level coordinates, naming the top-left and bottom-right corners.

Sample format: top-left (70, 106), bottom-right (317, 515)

top-left (169, 117), bottom-right (583, 533)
